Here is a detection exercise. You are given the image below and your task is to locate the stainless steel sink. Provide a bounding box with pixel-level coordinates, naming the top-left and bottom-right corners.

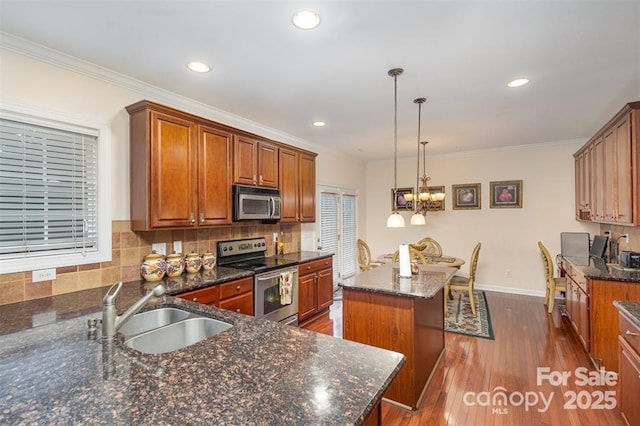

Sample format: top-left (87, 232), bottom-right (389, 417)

top-left (118, 307), bottom-right (190, 339)
top-left (124, 317), bottom-right (232, 354)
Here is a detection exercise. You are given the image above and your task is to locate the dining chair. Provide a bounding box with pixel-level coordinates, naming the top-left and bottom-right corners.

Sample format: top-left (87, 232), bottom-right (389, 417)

top-left (538, 241), bottom-right (567, 314)
top-left (445, 242), bottom-right (481, 316)
top-left (416, 237), bottom-right (443, 257)
top-left (391, 247), bottom-right (428, 264)
top-left (357, 239), bottom-right (382, 272)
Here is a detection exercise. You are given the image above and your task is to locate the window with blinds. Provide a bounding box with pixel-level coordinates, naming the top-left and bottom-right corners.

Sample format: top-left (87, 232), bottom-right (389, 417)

top-left (0, 108), bottom-right (109, 273)
top-left (320, 192), bottom-right (339, 283)
top-left (319, 189), bottom-right (358, 283)
top-left (341, 194), bottom-right (357, 278)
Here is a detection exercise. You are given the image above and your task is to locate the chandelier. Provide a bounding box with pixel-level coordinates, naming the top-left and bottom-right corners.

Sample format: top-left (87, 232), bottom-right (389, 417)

top-left (404, 98), bottom-right (445, 224)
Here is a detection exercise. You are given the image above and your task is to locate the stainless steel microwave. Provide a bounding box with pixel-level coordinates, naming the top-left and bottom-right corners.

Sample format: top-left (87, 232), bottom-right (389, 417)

top-left (233, 185), bottom-right (281, 221)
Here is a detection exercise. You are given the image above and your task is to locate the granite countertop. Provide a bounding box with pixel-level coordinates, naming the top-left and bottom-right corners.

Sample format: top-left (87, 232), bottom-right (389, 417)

top-left (0, 280), bottom-right (404, 425)
top-left (562, 256), bottom-right (640, 283)
top-left (613, 301), bottom-right (640, 328)
top-left (340, 263), bottom-right (457, 299)
top-left (281, 251), bottom-right (334, 263)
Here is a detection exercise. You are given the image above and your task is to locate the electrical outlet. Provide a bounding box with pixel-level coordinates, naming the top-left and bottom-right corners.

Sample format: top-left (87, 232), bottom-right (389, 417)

top-left (273, 232), bottom-right (279, 241)
top-left (624, 234), bottom-right (629, 243)
top-left (173, 240), bottom-right (182, 254)
top-left (33, 268), bottom-right (56, 282)
top-left (152, 242), bottom-right (167, 256)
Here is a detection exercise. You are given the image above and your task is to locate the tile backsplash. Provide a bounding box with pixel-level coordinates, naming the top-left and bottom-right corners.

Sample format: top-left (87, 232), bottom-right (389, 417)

top-left (0, 221), bottom-right (301, 306)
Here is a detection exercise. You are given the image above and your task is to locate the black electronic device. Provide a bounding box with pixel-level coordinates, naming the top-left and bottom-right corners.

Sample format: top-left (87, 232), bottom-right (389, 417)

top-left (620, 251), bottom-right (640, 268)
top-left (589, 235), bottom-right (609, 259)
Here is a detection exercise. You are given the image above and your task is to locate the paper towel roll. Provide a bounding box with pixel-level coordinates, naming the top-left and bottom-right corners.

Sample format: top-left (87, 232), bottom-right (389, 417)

top-left (398, 244), bottom-right (412, 277)
top-left (399, 277), bottom-right (412, 292)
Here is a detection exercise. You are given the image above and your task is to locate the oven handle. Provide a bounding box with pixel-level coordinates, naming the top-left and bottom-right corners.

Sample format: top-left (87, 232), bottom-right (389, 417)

top-left (255, 269), bottom-right (298, 282)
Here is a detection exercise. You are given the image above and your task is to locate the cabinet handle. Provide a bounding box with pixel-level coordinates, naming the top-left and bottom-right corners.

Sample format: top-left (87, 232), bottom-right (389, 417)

top-left (190, 213), bottom-right (195, 224)
top-left (236, 285), bottom-right (241, 291)
top-left (192, 297), bottom-right (198, 302)
top-left (236, 308), bottom-right (241, 313)
top-left (200, 213), bottom-right (205, 223)
top-left (259, 175), bottom-right (263, 183)
top-left (253, 174), bottom-right (257, 184)
top-left (626, 330), bottom-right (639, 337)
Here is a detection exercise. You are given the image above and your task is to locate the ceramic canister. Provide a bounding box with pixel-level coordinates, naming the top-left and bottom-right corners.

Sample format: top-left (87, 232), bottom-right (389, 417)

top-left (201, 252), bottom-right (216, 270)
top-left (185, 252), bottom-right (203, 273)
top-left (165, 252), bottom-right (185, 277)
top-left (140, 251), bottom-right (167, 282)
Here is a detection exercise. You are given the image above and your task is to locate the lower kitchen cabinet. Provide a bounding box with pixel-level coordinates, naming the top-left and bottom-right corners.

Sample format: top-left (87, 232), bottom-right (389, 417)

top-left (178, 276), bottom-right (253, 315)
top-left (618, 310), bottom-right (640, 426)
top-left (298, 257), bottom-right (333, 325)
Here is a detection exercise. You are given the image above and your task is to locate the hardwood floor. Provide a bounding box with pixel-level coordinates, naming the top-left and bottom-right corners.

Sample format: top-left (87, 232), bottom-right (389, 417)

top-left (303, 291), bottom-right (626, 425)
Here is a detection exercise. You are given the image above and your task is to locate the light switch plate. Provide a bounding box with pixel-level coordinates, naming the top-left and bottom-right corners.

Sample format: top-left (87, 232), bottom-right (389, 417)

top-left (152, 243), bottom-right (167, 256)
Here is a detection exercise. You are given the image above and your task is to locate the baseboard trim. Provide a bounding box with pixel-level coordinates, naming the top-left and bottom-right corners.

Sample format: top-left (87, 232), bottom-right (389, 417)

top-left (475, 283), bottom-right (545, 298)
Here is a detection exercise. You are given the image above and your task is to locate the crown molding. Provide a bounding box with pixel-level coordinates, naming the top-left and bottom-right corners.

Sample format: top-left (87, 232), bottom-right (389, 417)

top-left (0, 31), bottom-right (358, 159)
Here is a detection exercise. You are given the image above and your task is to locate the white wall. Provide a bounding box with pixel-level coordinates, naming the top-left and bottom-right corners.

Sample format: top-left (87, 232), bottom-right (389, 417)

top-left (365, 141), bottom-right (599, 296)
top-left (0, 48), bottom-right (367, 228)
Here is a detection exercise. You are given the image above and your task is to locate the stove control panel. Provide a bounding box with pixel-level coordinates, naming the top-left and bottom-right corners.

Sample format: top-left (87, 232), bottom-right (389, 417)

top-left (218, 237), bottom-right (267, 258)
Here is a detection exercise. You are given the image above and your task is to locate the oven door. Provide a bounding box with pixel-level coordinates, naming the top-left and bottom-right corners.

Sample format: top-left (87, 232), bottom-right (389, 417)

top-left (254, 267), bottom-right (298, 323)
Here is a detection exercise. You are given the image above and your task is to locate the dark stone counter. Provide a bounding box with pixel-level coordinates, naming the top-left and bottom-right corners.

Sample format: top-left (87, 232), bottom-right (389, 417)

top-left (562, 256), bottom-right (640, 283)
top-left (340, 263), bottom-right (457, 299)
top-left (0, 280), bottom-right (404, 425)
top-left (281, 250), bottom-right (334, 263)
top-left (614, 300), bottom-right (640, 328)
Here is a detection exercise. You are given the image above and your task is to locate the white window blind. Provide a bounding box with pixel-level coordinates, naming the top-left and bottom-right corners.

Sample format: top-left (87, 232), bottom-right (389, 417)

top-left (0, 118), bottom-right (99, 259)
top-left (320, 192), bottom-right (339, 283)
top-left (341, 194), bottom-right (357, 279)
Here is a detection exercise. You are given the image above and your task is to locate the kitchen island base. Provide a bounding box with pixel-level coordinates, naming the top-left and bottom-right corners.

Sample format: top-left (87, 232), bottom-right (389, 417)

top-left (342, 285), bottom-right (445, 410)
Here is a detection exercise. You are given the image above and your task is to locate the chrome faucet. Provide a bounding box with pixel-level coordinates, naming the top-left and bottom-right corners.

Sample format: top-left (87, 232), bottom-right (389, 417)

top-left (102, 281), bottom-right (166, 340)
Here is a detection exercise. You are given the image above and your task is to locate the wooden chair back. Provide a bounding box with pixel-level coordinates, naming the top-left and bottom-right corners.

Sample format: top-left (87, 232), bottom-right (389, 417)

top-left (357, 239), bottom-right (376, 271)
top-left (391, 247), bottom-right (428, 264)
top-left (416, 237), bottom-right (443, 257)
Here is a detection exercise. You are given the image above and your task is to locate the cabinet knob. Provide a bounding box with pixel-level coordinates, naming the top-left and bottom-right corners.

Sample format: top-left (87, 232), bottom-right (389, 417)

top-left (190, 213), bottom-right (195, 224)
top-left (200, 213), bottom-right (205, 223)
top-left (236, 308), bottom-right (241, 313)
top-left (192, 298), bottom-right (198, 302)
top-left (236, 285), bottom-right (241, 291)
top-left (626, 330), bottom-right (639, 337)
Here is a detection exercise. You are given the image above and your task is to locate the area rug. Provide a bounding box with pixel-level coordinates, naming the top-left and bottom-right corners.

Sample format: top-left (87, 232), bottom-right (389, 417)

top-left (445, 290), bottom-right (495, 340)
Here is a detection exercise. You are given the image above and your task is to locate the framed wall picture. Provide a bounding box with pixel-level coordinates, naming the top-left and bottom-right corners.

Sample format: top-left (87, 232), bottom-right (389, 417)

top-left (490, 180), bottom-right (523, 208)
top-left (392, 187), bottom-right (414, 211)
top-left (426, 186), bottom-right (445, 211)
top-left (452, 183), bottom-right (481, 210)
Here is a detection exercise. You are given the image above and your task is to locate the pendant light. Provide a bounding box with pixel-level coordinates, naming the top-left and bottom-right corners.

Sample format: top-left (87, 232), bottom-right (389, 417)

top-left (411, 98), bottom-right (427, 225)
top-left (386, 68), bottom-right (405, 228)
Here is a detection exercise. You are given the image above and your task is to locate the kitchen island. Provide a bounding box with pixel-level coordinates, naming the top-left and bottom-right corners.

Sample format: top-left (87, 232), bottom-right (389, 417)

top-left (341, 263), bottom-right (457, 410)
top-left (0, 278), bottom-right (404, 425)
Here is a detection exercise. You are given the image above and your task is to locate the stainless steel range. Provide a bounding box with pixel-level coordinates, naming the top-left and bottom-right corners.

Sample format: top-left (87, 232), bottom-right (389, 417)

top-left (217, 237), bottom-right (299, 326)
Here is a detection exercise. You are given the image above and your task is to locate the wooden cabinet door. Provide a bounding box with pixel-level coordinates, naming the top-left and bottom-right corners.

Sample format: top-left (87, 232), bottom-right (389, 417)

top-left (615, 114), bottom-right (632, 224)
top-left (299, 153), bottom-right (316, 222)
top-left (619, 336), bottom-right (640, 426)
top-left (603, 128), bottom-right (616, 221)
top-left (178, 285), bottom-right (220, 306)
top-left (592, 136), bottom-right (606, 222)
top-left (578, 287), bottom-right (589, 350)
top-left (219, 292), bottom-right (254, 315)
top-left (565, 279), bottom-right (578, 332)
top-left (258, 142), bottom-right (279, 188)
top-left (279, 147), bottom-right (299, 222)
top-left (150, 111), bottom-right (198, 228)
top-left (298, 273), bottom-right (317, 322)
top-left (234, 136), bottom-right (258, 185)
top-left (316, 268), bottom-right (334, 312)
top-left (198, 125), bottom-right (233, 225)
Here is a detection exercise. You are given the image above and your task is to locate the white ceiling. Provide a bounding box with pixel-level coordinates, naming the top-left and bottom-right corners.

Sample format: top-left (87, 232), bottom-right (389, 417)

top-left (1, 0), bottom-right (639, 161)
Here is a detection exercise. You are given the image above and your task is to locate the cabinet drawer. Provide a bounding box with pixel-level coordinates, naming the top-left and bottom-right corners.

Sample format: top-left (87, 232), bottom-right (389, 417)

top-left (619, 312), bottom-right (640, 355)
top-left (219, 292), bottom-right (254, 315)
top-left (219, 277), bottom-right (253, 299)
top-left (299, 257), bottom-right (333, 275)
top-left (178, 285), bottom-right (220, 305)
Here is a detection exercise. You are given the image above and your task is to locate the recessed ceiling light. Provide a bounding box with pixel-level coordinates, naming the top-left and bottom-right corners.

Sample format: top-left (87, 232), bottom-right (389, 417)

top-left (292, 10), bottom-right (321, 30)
top-left (187, 62), bottom-right (210, 73)
top-left (312, 121), bottom-right (326, 127)
top-left (507, 78), bottom-right (529, 88)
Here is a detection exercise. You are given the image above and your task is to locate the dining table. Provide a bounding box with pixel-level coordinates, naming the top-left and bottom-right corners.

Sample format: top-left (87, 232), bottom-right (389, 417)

top-left (376, 253), bottom-right (465, 268)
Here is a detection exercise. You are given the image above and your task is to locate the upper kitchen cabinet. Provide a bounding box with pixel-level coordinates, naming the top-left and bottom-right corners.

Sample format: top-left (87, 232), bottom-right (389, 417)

top-left (574, 102), bottom-right (640, 226)
top-left (279, 147), bottom-right (317, 223)
top-left (234, 136), bottom-right (279, 188)
top-left (126, 101), bottom-right (233, 230)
